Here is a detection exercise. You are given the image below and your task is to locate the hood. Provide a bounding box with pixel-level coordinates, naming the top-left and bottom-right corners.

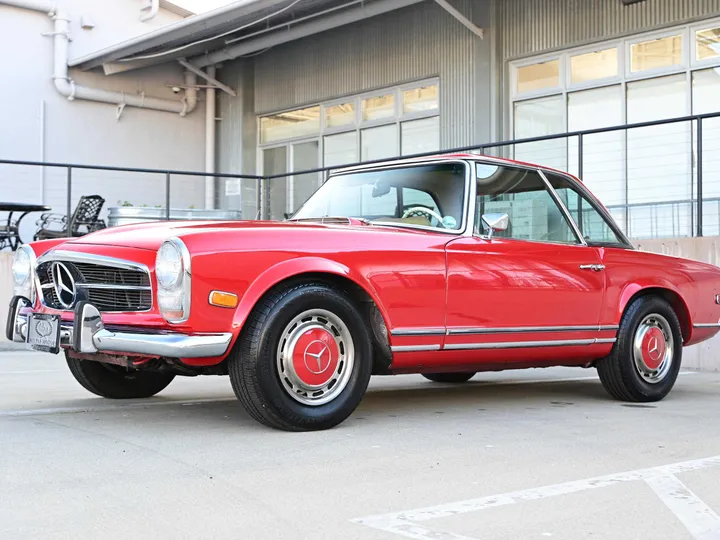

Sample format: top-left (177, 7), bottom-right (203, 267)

top-left (64, 218), bottom-right (425, 251)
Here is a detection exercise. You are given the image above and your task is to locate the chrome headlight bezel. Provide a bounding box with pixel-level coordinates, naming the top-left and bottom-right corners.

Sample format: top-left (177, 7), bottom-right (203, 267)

top-left (12, 245), bottom-right (36, 303)
top-left (156, 237), bottom-right (191, 324)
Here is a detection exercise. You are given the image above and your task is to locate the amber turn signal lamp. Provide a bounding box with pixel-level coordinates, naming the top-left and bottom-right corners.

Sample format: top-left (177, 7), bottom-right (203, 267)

top-left (208, 290), bottom-right (238, 308)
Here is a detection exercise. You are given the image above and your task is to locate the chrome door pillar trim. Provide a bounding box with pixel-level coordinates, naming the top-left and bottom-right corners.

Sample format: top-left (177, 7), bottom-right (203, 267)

top-left (537, 169), bottom-right (587, 246)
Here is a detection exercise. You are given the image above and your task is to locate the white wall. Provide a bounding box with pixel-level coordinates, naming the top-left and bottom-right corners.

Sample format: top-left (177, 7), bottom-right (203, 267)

top-left (0, 2), bottom-right (206, 242)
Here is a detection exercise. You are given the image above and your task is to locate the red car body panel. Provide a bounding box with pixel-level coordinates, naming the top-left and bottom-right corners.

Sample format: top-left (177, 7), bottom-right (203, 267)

top-left (21, 156), bottom-right (720, 372)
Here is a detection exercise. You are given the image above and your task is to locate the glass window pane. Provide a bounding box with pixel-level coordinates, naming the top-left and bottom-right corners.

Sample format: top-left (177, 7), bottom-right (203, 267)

top-left (325, 102), bottom-right (355, 129)
top-left (545, 173), bottom-right (624, 245)
top-left (362, 94), bottom-right (395, 121)
top-left (630, 35), bottom-right (683, 73)
top-left (293, 163), bottom-right (466, 230)
top-left (361, 124), bottom-right (398, 161)
top-left (324, 132), bottom-right (357, 168)
top-left (513, 95), bottom-right (567, 170)
top-left (570, 48), bottom-right (618, 84)
top-left (516, 60), bottom-right (560, 94)
top-left (402, 84), bottom-right (439, 114)
top-left (401, 116), bottom-right (439, 156)
top-left (291, 141), bottom-right (319, 214)
top-left (260, 106), bottom-right (320, 144)
top-left (626, 74), bottom-right (691, 238)
top-left (693, 69), bottom-right (720, 235)
top-left (476, 166), bottom-right (577, 243)
top-left (696, 27), bottom-right (720, 61)
top-left (568, 86), bottom-right (625, 219)
top-left (263, 147), bottom-right (288, 220)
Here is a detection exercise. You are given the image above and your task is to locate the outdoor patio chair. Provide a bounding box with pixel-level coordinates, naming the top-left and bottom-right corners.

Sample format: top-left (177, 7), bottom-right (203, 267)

top-left (34, 195), bottom-right (107, 241)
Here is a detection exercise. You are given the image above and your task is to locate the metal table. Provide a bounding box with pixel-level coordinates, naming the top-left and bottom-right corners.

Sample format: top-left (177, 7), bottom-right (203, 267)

top-left (0, 202), bottom-right (52, 251)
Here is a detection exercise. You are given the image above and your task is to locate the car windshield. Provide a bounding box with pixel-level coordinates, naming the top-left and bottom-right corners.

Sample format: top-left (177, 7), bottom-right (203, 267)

top-left (291, 162), bottom-right (467, 231)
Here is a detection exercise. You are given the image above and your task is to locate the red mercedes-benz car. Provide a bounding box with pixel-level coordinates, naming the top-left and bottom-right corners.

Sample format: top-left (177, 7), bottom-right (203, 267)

top-left (7, 155), bottom-right (720, 431)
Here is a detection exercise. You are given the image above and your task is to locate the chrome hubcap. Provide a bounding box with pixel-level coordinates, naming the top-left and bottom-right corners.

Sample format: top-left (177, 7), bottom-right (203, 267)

top-left (633, 313), bottom-right (674, 384)
top-left (276, 308), bottom-right (355, 406)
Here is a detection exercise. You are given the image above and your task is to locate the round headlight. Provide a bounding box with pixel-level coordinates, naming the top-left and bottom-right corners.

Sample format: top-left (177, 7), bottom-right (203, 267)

top-left (12, 247), bottom-right (32, 286)
top-left (156, 241), bottom-right (183, 289)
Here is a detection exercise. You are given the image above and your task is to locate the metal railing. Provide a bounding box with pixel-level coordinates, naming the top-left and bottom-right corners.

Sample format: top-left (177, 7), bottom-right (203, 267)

top-left (1, 110), bottom-right (719, 246)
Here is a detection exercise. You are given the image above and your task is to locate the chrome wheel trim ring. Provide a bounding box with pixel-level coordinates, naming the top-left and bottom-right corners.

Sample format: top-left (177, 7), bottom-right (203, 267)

top-left (632, 313), bottom-right (674, 384)
top-left (276, 308), bottom-right (355, 406)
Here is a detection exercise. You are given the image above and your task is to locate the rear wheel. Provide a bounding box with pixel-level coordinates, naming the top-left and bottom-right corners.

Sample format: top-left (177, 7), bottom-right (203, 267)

top-left (597, 296), bottom-right (682, 402)
top-left (66, 354), bottom-right (175, 399)
top-left (422, 372), bottom-right (475, 383)
top-left (229, 282), bottom-right (372, 431)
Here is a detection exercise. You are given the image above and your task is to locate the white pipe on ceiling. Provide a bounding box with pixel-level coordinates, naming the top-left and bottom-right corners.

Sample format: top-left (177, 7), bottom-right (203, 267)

top-left (1, 0), bottom-right (198, 116)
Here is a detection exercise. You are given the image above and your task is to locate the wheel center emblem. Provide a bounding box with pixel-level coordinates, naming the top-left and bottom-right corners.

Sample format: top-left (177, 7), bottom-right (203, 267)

top-left (303, 340), bottom-right (332, 374)
top-left (647, 335), bottom-right (663, 361)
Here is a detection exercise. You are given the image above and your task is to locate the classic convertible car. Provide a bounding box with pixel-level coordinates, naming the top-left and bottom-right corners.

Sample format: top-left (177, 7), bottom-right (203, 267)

top-left (7, 154), bottom-right (720, 431)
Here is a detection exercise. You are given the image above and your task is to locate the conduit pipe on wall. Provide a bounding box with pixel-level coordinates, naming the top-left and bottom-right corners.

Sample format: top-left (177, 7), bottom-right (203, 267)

top-left (2, 0), bottom-right (197, 116)
top-left (204, 65), bottom-right (216, 210)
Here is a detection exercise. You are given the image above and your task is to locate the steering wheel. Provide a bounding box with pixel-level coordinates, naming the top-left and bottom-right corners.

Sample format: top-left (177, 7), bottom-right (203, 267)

top-left (402, 206), bottom-right (446, 228)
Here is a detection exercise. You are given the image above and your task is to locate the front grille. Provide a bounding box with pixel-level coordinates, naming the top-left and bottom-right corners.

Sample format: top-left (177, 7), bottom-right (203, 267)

top-left (37, 259), bottom-right (152, 312)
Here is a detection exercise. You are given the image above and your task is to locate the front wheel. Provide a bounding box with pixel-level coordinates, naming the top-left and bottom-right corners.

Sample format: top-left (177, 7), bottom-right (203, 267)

top-left (66, 354), bottom-right (175, 399)
top-left (597, 295), bottom-right (682, 402)
top-left (422, 372), bottom-right (476, 383)
top-left (229, 283), bottom-right (373, 431)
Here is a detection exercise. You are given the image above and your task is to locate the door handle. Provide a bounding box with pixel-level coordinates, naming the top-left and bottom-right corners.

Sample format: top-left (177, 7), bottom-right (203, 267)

top-left (580, 264), bottom-right (605, 272)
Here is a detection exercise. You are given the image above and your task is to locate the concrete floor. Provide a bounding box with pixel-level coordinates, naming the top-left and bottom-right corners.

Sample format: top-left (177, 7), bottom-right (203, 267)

top-left (1, 351), bottom-right (720, 540)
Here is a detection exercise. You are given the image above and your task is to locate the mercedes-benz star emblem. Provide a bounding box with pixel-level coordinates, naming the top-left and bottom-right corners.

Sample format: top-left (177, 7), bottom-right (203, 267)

top-left (51, 262), bottom-right (76, 309)
top-left (303, 341), bottom-right (331, 374)
top-left (647, 336), bottom-right (661, 361)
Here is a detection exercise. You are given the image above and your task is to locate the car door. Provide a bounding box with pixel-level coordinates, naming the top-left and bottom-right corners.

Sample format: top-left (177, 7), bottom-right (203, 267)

top-left (444, 162), bottom-right (609, 364)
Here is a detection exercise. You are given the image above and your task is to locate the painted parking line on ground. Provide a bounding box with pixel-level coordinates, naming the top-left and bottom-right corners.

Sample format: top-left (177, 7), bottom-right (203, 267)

top-left (353, 455), bottom-right (720, 540)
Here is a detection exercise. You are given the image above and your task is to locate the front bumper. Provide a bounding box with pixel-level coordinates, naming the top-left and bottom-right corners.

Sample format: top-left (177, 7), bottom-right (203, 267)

top-left (7, 297), bottom-right (232, 359)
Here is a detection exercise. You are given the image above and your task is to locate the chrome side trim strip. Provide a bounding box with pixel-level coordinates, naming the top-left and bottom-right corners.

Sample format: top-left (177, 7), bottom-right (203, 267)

top-left (443, 338), bottom-right (616, 351)
top-left (693, 323), bottom-right (720, 328)
top-left (391, 345), bottom-right (442, 352)
top-left (447, 325), bottom-right (618, 335)
top-left (391, 327), bottom-right (446, 336)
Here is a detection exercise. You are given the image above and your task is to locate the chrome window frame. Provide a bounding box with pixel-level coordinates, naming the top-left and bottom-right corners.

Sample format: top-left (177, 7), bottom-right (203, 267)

top-left (470, 159), bottom-right (586, 246)
top-left (540, 169), bottom-right (634, 248)
top-left (306, 157), bottom-right (474, 236)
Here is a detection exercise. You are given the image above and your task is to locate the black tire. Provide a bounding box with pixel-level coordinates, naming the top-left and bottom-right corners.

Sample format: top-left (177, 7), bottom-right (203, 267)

top-left (229, 282), bottom-right (373, 432)
top-left (66, 354), bottom-right (175, 399)
top-left (422, 372), bottom-right (476, 383)
top-left (597, 295), bottom-right (682, 402)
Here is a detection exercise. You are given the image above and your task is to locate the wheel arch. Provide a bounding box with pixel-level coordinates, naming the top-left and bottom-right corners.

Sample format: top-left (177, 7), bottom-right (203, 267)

top-left (231, 258), bottom-right (393, 372)
top-left (619, 285), bottom-right (692, 343)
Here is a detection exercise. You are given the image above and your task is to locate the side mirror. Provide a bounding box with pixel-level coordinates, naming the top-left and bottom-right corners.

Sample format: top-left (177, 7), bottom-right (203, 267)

top-left (481, 212), bottom-right (509, 239)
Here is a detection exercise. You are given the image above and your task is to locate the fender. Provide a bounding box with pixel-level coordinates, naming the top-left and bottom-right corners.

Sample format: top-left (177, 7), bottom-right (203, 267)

top-left (29, 238), bottom-right (71, 258)
top-left (616, 278), bottom-right (693, 338)
top-left (230, 256), bottom-right (392, 336)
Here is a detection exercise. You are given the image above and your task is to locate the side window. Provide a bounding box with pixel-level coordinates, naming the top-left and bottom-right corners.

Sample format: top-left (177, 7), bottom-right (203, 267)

top-left (545, 173), bottom-right (625, 245)
top-left (475, 164), bottom-right (579, 244)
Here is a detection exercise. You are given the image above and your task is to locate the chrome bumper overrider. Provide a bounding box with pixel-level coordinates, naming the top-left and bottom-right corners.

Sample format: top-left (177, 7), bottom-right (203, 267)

top-left (7, 297), bottom-right (232, 359)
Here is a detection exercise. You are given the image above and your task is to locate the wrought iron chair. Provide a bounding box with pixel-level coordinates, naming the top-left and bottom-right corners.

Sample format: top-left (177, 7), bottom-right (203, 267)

top-left (34, 195), bottom-right (107, 241)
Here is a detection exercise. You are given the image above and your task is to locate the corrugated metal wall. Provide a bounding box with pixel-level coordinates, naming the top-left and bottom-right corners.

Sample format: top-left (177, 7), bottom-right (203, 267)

top-left (499, 0), bottom-right (720, 60)
top-left (251, 0), bottom-right (491, 149)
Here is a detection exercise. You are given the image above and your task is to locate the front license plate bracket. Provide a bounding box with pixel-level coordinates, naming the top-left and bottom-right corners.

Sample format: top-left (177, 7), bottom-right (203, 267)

top-left (27, 313), bottom-right (61, 354)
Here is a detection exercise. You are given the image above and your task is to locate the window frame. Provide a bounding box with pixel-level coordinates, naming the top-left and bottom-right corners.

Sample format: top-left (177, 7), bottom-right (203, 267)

top-left (320, 158), bottom-right (473, 235)
top-left (542, 169), bottom-right (634, 248)
top-left (471, 160), bottom-right (586, 246)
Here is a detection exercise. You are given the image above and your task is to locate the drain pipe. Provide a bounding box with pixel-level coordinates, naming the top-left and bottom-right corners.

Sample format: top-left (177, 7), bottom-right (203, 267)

top-left (204, 65), bottom-right (216, 209)
top-left (3, 0), bottom-right (197, 116)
